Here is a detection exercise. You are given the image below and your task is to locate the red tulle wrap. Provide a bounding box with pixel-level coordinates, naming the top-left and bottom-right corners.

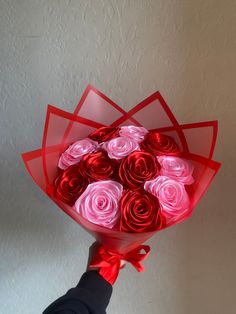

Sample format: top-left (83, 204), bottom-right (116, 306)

top-left (22, 85), bottom-right (221, 284)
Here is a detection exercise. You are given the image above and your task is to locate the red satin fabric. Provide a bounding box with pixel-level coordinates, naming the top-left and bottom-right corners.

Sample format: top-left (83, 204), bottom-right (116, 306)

top-left (120, 189), bottom-right (164, 232)
top-left (89, 126), bottom-right (120, 143)
top-left (54, 165), bottom-right (87, 206)
top-left (119, 151), bottom-right (160, 189)
top-left (80, 150), bottom-right (118, 181)
top-left (141, 131), bottom-right (180, 156)
top-left (89, 244), bottom-right (151, 285)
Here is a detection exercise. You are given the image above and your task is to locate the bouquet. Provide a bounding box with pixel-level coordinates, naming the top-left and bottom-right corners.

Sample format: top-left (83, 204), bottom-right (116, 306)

top-left (22, 85), bottom-right (220, 284)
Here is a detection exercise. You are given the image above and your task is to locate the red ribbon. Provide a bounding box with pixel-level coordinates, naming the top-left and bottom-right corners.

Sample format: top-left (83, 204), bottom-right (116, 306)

top-left (89, 245), bottom-right (151, 285)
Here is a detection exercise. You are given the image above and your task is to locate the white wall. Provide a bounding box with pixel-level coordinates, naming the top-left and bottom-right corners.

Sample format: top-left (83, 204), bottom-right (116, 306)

top-left (0, 1), bottom-right (235, 313)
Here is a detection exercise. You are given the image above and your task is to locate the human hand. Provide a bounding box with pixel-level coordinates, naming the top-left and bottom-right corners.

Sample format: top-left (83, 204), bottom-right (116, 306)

top-left (86, 242), bottom-right (126, 271)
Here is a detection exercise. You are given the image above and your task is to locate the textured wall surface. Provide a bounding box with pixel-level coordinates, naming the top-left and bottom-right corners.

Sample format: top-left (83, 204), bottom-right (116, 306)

top-left (0, 1), bottom-right (236, 313)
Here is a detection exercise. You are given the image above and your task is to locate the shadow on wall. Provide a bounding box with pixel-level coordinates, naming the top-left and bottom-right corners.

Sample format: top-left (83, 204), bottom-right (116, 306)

top-left (0, 145), bottom-right (89, 279)
top-left (174, 2), bottom-right (235, 313)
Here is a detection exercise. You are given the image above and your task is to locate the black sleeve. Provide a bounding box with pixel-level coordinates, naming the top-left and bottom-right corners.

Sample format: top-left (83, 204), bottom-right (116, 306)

top-left (43, 270), bottom-right (113, 314)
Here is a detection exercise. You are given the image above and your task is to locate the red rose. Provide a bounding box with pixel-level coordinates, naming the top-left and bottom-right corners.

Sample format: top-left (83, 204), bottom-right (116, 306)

top-left (119, 151), bottom-right (160, 188)
top-left (89, 126), bottom-right (120, 143)
top-left (54, 165), bottom-right (87, 206)
top-left (80, 150), bottom-right (118, 181)
top-left (120, 189), bottom-right (165, 232)
top-left (141, 131), bottom-right (180, 155)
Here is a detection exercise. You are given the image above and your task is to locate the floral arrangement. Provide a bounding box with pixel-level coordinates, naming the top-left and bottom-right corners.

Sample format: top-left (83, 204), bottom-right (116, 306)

top-left (22, 85), bottom-right (220, 284)
top-left (54, 125), bottom-right (194, 233)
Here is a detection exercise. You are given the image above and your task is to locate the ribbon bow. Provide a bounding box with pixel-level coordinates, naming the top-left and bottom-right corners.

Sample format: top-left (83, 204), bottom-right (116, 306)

top-left (89, 245), bottom-right (151, 285)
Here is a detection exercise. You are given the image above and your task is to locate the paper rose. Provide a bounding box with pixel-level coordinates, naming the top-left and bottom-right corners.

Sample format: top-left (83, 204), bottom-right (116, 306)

top-left (74, 180), bottom-right (123, 228)
top-left (144, 176), bottom-right (190, 225)
top-left (119, 126), bottom-right (148, 142)
top-left (58, 138), bottom-right (99, 170)
top-left (103, 136), bottom-right (140, 160)
top-left (158, 156), bottom-right (194, 185)
top-left (141, 131), bottom-right (180, 156)
top-left (120, 189), bottom-right (165, 233)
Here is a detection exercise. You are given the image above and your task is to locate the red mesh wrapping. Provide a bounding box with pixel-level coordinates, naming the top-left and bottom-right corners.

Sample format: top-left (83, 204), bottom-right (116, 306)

top-left (22, 85), bottom-right (221, 254)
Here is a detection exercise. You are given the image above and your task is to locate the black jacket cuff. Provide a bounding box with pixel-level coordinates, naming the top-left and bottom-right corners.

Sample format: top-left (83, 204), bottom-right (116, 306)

top-left (74, 270), bottom-right (113, 311)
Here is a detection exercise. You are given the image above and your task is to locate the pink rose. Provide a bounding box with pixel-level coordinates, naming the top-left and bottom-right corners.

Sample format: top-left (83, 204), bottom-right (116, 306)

top-left (158, 156), bottom-right (194, 185)
top-left (119, 126), bottom-right (148, 142)
top-left (74, 180), bottom-right (123, 229)
top-left (58, 138), bottom-right (99, 169)
top-left (102, 137), bottom-right (140, 160)
top-left (144, 176), bottom-right (191, 225)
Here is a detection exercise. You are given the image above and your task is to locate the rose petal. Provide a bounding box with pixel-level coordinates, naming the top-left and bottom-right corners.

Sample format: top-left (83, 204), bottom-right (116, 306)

top-left (74, 180), bottom-right (123, 229)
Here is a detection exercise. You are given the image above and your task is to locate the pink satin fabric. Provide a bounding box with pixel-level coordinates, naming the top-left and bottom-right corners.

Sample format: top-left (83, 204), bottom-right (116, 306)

top-left (74, 180), bottom-right (123, 229)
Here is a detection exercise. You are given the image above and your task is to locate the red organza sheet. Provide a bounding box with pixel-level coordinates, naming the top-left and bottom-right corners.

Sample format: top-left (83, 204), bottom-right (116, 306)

top-left (22, 85), bottom-right (221, 254)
